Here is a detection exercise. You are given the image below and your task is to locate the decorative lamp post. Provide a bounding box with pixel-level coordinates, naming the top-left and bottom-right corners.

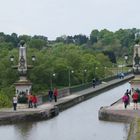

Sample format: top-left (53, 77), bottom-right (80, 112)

top-left (95, 67), bottom-right (98, 77)
top-left (68, 69), bottom-right (74, 88)
top-left (124, 54), bottom-right (128, 64)
top-left (10, 55), bottom-right (14, 62)
top-left (50, 73), bottom-right (56, 90)
top-left (53, 73), bottom-right (56, 77)
top-left (83, 69), bottom-right (87, 83)
top-left (93, 64), bottom-right (96, 78)
top-left (104, 67), bottom-right (107, 78)
top-left (32, 55), bottom-right (36, 62)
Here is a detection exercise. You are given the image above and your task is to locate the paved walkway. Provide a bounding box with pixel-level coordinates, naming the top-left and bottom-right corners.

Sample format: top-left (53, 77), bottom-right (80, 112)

top-left (108, 102), bottom-right (140, 110)
top-left (100, 99), bottom-right (140, 122)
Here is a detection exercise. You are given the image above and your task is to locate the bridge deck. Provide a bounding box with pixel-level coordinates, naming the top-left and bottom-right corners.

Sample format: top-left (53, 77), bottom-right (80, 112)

top-left (0, 74), bottom-right (134, 124)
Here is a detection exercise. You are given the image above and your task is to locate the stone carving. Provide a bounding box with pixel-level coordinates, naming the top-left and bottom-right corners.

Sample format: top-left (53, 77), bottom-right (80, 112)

top-left (18, 41), bottom-right (27, 75)
top-left (19, 56), bottom-right (25, 69)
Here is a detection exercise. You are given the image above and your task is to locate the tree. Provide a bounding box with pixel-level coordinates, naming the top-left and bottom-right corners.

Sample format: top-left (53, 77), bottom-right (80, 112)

top-left (28, 38), bottom-right (47, 50)
top-left (90, 29), bottom-right (99, 44)
top-left (73, 34), bottom-right (88, 45)
top-left (103, 51), bottom-right (116, 63)
top-left (19, 35), bottom-right (31, 43)
top-left (115, 29), bottom-right (135, 48)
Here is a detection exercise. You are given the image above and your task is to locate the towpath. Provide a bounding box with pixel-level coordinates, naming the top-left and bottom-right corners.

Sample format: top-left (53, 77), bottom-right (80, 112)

top-left (0, 74), bottom-right (134, 124)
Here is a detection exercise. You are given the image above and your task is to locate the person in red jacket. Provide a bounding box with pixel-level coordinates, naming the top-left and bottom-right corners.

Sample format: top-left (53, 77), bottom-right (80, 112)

top-left (53, 88), bottom-right (58, 102)
top-left (132, 89), bottom-right (139, 110)
top-left (32, 95), bottom-right (38, 108)
top-left (27, 93), bottom-right (33, 108)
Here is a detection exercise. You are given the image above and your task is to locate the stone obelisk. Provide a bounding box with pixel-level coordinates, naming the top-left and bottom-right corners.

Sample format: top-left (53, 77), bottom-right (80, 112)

top-left (14, 40), bottom-right (32, 98)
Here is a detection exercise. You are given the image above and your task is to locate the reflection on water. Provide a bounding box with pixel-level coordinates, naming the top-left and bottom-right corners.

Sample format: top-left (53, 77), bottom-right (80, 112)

top-left (14, 122), bottom-right (35, 139)
top-left (0, 83), bottom-right (130, 140)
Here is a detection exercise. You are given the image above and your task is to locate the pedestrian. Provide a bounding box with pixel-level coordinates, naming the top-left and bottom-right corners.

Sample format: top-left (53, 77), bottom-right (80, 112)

top-left (28, 93), bottom-right (33, 108)
top-left (121, 73), bottom-right (124, 79)
top-left (48, 89), bottom-right (53, 102)
top-left (125, 89), bottom-right (131, 104)
top-left (13, 95), bottom-right (18, 111)
top-left (53, 88), bottom-right (58, 102)
top-left (132, 89), bottom-right (139, 110)
top-left (92, 78), bottom-right (96, 88)
top-left (122, 93), bottom-right (129, 109)
top-left (32, 95), bottom-right (38, 108)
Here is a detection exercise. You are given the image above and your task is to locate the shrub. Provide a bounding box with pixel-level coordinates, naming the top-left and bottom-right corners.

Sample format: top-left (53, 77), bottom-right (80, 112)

top-left (0, 91), bottom-right (11, 108)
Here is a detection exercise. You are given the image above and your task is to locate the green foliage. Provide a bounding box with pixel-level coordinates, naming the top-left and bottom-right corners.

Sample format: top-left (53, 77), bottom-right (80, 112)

top-left (0, 29), bottom-right (137, 106)
top-left (90, 29), bottom-right (99, 44)
top-left (28, 38), bottom-right (47, 50)
top-left (0, 91), bottom-right (11, 108)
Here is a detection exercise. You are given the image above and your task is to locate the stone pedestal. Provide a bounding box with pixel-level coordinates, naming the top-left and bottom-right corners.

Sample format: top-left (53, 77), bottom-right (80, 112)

top-left (14, 78), bottom-right (32, 104)
top-left (14, 79), bottom-right (32, 96)
top-left (17, 103), bottom-right (28, 109)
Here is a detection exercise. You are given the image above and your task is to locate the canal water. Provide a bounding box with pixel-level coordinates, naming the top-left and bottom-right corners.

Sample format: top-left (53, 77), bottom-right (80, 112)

top-left (0, 83), bottom-right (131, 140)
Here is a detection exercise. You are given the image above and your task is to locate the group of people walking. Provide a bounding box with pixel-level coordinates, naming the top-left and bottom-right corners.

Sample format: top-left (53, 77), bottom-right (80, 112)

top-left (27, 93), bottom-right (38, 108)
top-left (12, 88), bottom-right (58, 111)
top-left (48, 88), bottom-right (58, 102)
top-left (12, 93), bottom-right (38, 111)
top-left (122, 88), bottom-right (139, 109)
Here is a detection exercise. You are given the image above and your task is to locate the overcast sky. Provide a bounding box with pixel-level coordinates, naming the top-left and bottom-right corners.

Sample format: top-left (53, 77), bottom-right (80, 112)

top-left (0, 0), bottom-right (140, 40)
